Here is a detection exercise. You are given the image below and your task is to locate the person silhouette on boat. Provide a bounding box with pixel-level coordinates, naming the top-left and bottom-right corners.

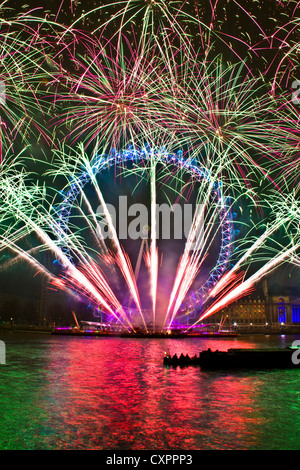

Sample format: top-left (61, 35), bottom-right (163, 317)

top-left (179, 353), bottom-right (186, 362)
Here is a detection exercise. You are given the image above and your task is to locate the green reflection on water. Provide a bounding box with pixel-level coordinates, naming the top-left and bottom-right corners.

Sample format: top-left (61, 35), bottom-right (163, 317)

top-left (0, 335), bottom-right (53, 450)
top-left (246, 370), bottom-right (300, 450)
top-left (1, 333), bottom-right (300, 450)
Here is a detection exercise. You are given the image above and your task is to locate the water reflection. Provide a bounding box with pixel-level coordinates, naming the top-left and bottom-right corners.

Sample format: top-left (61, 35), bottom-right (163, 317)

top-left (1, 334), bottom-right (300, 449)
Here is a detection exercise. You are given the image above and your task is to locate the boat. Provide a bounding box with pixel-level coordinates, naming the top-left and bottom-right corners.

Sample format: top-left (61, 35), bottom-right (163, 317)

top-left (164, 347), bottom-right (300, 369)
top-left (164, 351), bottom-right (201, 366)
top-left (186, 315), bottom-right (239, 337)
top-left (199, 347), bottom-right (300, 369)
top-left (120, 330), bottom-right (187, 338)
top-left (51, 327), bottom-right (119, 336)
top-left (186, 331), bottom-right (239, 338)
top-left (51, 311), bottom-right (120, 337)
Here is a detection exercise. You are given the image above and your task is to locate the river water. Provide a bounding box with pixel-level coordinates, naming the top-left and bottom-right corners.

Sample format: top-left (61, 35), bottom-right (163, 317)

top-left (0, 332), bottom-right (300, 450)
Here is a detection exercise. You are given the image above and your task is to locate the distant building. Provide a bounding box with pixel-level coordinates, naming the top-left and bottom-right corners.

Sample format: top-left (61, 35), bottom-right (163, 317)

top-left (266, 295), bottom-right (300, 325)
top-left (0, 292), bottom-right (39, 324)
top-left (213, 296), bottom-right (267, 326)
top-left (208, 279), bottom-right (300, 327)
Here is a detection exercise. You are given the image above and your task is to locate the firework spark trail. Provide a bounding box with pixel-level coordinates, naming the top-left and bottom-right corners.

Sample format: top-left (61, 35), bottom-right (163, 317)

top-left (0, 175), bottom-right (136, 328)
top-left (0, 26), bottom-right (61, 160)
top-left (56, 1), bottom-right (198, 44)
top-left (208, 213), bottom-right (294, 299)
top-left (159, 55), bottom-right (298, 188)
top-left (163, 167), bottom-right (297, 328)
top-left (162, 203), bottom-right (205, 330)
top-left (52, 203), bottom-right (110, 274)
top-left (57, 183), bottom-right (140, 328)
top-left (0, 235), bottom-right (85, 305)
top-left (82, 153), bottom-right (148, 331)
top-left (50, 34), bottom-right (168, 151)
top-left (164, 195), bottom-right (229, 329)
top-left (62, 168), bottom-right (131, 299)
top-left (192, 242), bottom-right (300, 326)
top-left (75, 192), bottom-right (108, 254)
top-left (0, 235), bottom-right (56, 283)
top-left (149, 154), bottom-right (158, 330)
top-left (72, 260), bottom-right (132, 330)
top-left (54, 145), bottom-right (231, 331)
top-left (1, 197), bottom-right (128, 328)
top-left (24, 224), bottom-right (125, 322)
top-left (162, 158), bottom-right (228, 329)
top-left (167, 257), bottom-right (201, 330)
top-left (47, 14), bottom-right (299, 190)
top-left (8, 215), bottom-right (120, 320)
top-left (268, 17), bottom-right (300, 92)
top-left (47, 145), bottom-right (167, 329)
top-left (53, 0), bottom-right (259, 75)
top-left (52, 204), bottom-right (132, 326)
top-left (65, 170), bottom-right (114, 257)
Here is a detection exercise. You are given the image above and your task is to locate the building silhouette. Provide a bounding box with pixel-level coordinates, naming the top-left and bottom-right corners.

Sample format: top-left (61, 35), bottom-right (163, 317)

top-left (209, 279), bottom-right (300, 330)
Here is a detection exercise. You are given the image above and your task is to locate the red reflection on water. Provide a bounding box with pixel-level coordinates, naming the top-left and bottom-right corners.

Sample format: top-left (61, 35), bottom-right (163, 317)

top-left (42, 337), bottom-right (263, 450)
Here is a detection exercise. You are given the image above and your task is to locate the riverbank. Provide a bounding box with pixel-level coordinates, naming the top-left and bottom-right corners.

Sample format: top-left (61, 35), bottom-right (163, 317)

top-left (1, 323), bottom-right (300, 336)
top-left (233, 325), bottom-right (300, 335)
top-left (0, 324), bottom-right (52, 334)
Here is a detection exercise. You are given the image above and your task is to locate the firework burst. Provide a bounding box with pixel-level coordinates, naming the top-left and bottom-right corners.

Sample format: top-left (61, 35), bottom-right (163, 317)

top-left (51, 33), bottom-right (170, 151)
top-left (0, 4), bottom-right (65, 161)
top-left (0, 2), bottom-right (298, 329)
top-left (0, 140), bottom-right (297, 331)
